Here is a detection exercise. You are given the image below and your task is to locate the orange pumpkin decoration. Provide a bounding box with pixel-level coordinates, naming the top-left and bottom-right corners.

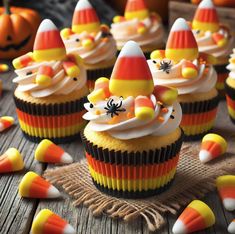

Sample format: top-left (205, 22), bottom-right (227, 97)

top-left (0, 0), bottom-right (41, 59)
top-left (191, 0), bottom-right (235, 7)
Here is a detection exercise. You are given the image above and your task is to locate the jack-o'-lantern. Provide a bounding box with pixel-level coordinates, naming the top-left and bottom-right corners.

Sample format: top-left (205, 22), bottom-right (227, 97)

top-left (0, 0), bottom-right (41, 59)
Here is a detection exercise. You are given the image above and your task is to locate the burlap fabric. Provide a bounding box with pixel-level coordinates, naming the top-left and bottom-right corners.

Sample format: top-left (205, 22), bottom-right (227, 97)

top-left (44, 142), bottom-right (235, 231)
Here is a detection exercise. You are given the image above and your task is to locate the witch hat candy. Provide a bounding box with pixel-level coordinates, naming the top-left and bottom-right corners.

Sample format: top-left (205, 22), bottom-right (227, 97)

top-left (109, 40), bottom-right (154, 98)
top-left (192, 0), bottom-right (219, 33)
top-left (0, 148), bottom-right (24, 173)
top-left (33, 19), bottom-right (66, 62)
top-left (35, 139), bottom-right (73, 164)
top-left (166, 18), bottom-right (198, 62)
top-left (199, 133), bottom-right (227, 163)
top-left (19, 171), bottom-right (60, 198)
top-left (216, 175), bottom-right (235, 211)
top-left (124, 0), bottom-right (149, 20)
top-left (31, 209), bottom-right (76, 234)
top-left (172, 200), bottom-right (215, 234)
top-left (0, 116), bottom-right (14, 132)
top-left (228, 220), bottom-right (235, 234)
top-left (72, 0), bottom-right (100, 34)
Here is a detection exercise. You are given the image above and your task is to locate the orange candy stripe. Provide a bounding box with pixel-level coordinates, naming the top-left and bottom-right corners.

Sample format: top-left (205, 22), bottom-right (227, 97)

top-left (178, 207), bottom-right (206, 232)
top-left (72, 8), bottom-right (99, 25)
top-left (16, 109), bottom-right (85, 128)
top-left (226, 95), bottom-right (235, 109)
top-left (43, 214), bottom-right (67, 233)
top-left (18, 54), bottom-right (33, 67)
top-left (29, 176), bottom-right (51, 198)
top-left (194, 9), bottom-right (219, 23)
top-left (218, 187), bottom-right (235, 198)
top-left (181, 108), bottom-right (217, 126)
top-left (38, 65), bottom-right (53, 77)
top-left (125, 0), bottom-right (147, 12)
top-left (201, 141), bottom-right (222, 157)
top-left (217, 73), bottom-right (228, 83)
top-left (112, 57), bottom-right (152, 80)
top-left (44, 144), bottom-right (65, 163)
top-left (135, 96), bottom-right (154, 109)
top-left (0, 155), bottom-right (12, 172)
top-left (0, 119), bottom-right (12, 129)
top-left (34, 30), bottom-right (65, 50)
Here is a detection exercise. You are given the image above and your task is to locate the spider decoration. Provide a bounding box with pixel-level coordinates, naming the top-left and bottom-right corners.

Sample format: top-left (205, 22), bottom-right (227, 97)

top-left (159, 60), bottom-right (172, 74)
top-left (196, 29), bottom-right (201, 35)
top-left (104, 98), bottom-right (126, 118)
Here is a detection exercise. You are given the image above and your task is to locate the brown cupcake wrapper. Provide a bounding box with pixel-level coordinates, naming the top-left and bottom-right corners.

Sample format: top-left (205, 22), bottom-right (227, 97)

top-left (214, 63), bottom-right (229, 74)
top-left (225, 81), bottom-right (235, 100)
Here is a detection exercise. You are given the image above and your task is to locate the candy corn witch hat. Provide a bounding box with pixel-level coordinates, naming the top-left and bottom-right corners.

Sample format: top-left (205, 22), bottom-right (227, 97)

top-left (72, 0), bottom-right (100, 34)
top-left (124, 0), bottom-right (149, 20)
top-left (192, 0), bottom-right (219, 33)
top-left (109, 40), bottom-right (154, 98)
top-left (31, 209), bottom-right (76, 234)
top-left (33, 19), bottom-right (66, 62)
top-left (166, 18), bottom-right (198, 62)
top-left (172, 200), bottom-right (215, 234)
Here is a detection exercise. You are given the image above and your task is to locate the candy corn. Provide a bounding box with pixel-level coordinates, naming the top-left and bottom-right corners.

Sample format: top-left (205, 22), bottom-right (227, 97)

top-left (88, 77), bottom-right (110, 103)
top-left (67, 53), bottom-right (83, 66)
top-left (0, 63), bottom-right (9, 73)
top-left (12, 52), bottom-right (34, 69)
top-left (199, 133), bottom-right (227, 163)
top-left (228, 219), bottom-right (235, 234)
top-left (124, 0), bottom-right (149, 20)
top-left (181, 60), bottom-right (198, 79)
top-left (113, 15), bottom-right (125, 23)
top-left (212, 33), bottom-right (228, 47)
top-left (62, 61), bottom-right (80, 77)
top-left (109, 41), bottom-right (154, 98)
top-left (0, 148), bottom-right (24, 173)
top-left (81, 36), bottom-right (95, 50)
top-left (0, 116), bottom-right (14, 132)
top-left (36, 65), bottom-right (54, 86)
top-left (216, 175), bottom-right (235, 211)
top-left (137, 22), bottom-right (147, 34)
top-left (150, 50), bottom-right (165, 60)
top-left (153, 85), bottom-right (178, 106)
top-left (35, 139), bottom-right (73, 164)
top-left (172, 200), bottom-right (215, 234)
top-left (19, 171), bottom-right (60, 198)
top-left (134, 96), bottom-right (155, 120)
top-left (33, 19), bottom-right (66, 62)
top-left (31, 209), bottom-right (76, 234)
top-left (199, 52), bottom-right (216, 65)
top-left (60, 28), bottom-right (74, 39)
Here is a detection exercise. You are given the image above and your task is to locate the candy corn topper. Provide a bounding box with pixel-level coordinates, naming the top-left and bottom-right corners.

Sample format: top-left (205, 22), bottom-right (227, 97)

top-left (172, 200), bottom-right (215, 234)
top-left (33, 19), bottom-right (67, 62)
top-left (19, 171), bottom-right (60, 198)
top-left (72, 0), bottom-right (100, 34)
top-left (0, 116), bottom-right (14, 132)
top-left (228, 219), bottom-right (235, 234)
top-left (31, 209), bottom-right (76, 234)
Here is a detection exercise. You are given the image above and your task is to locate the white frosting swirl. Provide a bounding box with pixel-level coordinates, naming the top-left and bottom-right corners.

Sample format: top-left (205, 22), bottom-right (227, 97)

top-left (147, 59), bottom-right (217, 95)
top-left (193, 28), bottom-right (234, 58)
top-left (227, 49), bottom-right (235, 79)
top-left (13, 60), bottom-right (87, 98)
top-left (83, 95), bottom-right (182, 140)
top-left (63, 31), bottom-right (117, 65)
top-left (111, 17), bottom-right (164, 48)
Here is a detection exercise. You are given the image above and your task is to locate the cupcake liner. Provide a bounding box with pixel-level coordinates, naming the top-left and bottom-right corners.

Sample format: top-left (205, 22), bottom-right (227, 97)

top-left (214, 63), bottom-right (229, 96)
top-left (180, 95), bottom-right (219, 141)
top-left (225, 81), bottom-right (235, 124)
top-left (81, 130), bottom-right (183, 198)
top-left (14, 95), bottom-right (88, 144)
top-left (87, 66), bottom-right (113, 91)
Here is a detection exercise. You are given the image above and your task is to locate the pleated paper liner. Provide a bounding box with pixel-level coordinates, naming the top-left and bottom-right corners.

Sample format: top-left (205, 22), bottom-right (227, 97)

top-left (86, 66), bottom-right (113, 91)
top-left (80, 130), bottom-right (183, 198)
top-left (14, 95), bottom-right (88, 144)
top-left (225, 81), bottom-right (235, 124)
top-left (180, 94), bottom-right (219, 141)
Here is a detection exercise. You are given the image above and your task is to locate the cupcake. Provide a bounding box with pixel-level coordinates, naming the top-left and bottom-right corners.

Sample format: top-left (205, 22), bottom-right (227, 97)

top-left (81, 41), bottom-right (183, 198)
top-left (148, 18), bottom-right (219, 141)
top-left (191, 0), bottom-right (234, 96)
top-left (110, 0), bottom-right (164, 58)
top-left (61, 0), bottom-right (117, 91)
top-left (12, 19), bottom-right (89, 143)
top-left (225, 49), bottom-right (235, 123)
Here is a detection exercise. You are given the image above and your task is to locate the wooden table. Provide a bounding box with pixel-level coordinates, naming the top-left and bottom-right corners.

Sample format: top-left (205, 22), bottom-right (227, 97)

top-left (0, 63), bottom-right (234, 234)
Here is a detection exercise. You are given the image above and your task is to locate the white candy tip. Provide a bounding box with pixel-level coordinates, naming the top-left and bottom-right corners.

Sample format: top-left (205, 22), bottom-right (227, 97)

top-left (172, 220), bottom-right (187, 234)
top-left (199, 0), bottom-right (214, 9)
top-left (63, 224), bottom-right (76, 234)
top-left (228, 222), bottom-right (235, 234)
top-left (0, 122), bottom-right (4, 132)
top-left (119, 41), bottom-right (144, 57)
top-left (61, 152), bottom-right (73, 164)
top-left (223, 198), bottom-right (235, 211)
top-left (47, 185), bottom-right (61, 198)
top-left (199, 150), bottom-right (212, 163)
top-left (171, 18), bottom-right (190, 32)
top-left (38, 19), bottom-right (57, 33)
top-left (75, 0), bottom-right (92, 11)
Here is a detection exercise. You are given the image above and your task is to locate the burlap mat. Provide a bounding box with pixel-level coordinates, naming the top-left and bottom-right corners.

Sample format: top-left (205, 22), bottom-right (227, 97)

top-left (44, 143), bottom-right (235, 231)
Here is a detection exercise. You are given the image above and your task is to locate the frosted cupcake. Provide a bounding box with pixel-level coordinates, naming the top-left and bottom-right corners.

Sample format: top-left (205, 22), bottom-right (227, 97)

top-left (192, 0), bottom-right (234, 96)
top-left (61, 0), bottom-right (117, 91)
top-left (81, 41), bottom-right (183, 198)
top-left (110, 0), bottom-right (164, 58)
top-left (225, 49), bottom-right (235, 123)
top-left (148, 18), bottom-right (219, 141)
top-left (12, 19), bottom-right (88, 143)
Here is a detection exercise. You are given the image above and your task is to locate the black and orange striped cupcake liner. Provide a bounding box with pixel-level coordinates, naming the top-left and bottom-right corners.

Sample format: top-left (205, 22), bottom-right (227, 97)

top-left (14, 95), bottom-right (88, 144)
top-left (180, 95), bottom-right (219, 141)
top-left (225, 81), bottom-right (235, 124)
top-left (81, 131), bottom-right (183, 198)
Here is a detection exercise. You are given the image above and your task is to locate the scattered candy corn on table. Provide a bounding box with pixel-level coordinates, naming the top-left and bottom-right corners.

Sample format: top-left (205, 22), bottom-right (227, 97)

top-left (0, 62), bottom-right (234, 233)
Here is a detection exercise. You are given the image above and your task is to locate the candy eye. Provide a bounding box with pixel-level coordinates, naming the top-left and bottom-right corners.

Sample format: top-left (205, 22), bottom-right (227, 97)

top-left (90, 103), bottom-right (94, 108)
top-left (73, 77), bottom-right (77, 81)
top-left (196, 30), bottom-right (200, 34)
top-left (75, 38), bottom-right (80, 42)
top-left (26, 71), bottom-right (32, 75)
top-left (152, 60), bottom-right (157, 64)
